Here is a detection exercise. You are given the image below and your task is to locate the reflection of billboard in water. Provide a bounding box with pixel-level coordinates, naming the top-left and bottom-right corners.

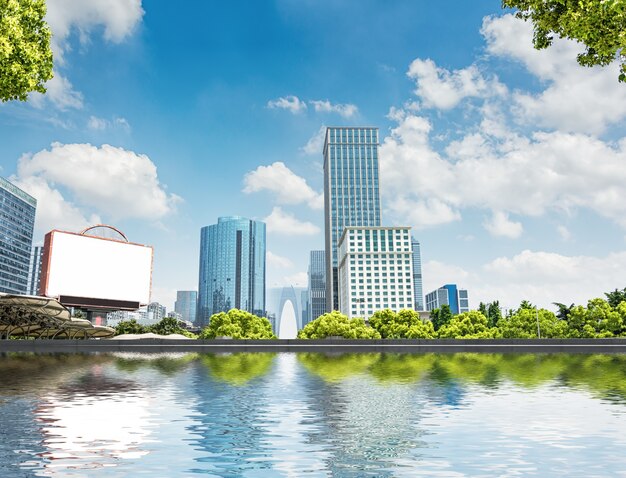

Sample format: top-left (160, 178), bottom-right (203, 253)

top-left (40, 230), bottom-right (152, 309)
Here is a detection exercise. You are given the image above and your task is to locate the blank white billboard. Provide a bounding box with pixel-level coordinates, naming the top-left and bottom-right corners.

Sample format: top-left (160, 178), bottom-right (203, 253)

top-left (44, 231), bottom-right (152, 305)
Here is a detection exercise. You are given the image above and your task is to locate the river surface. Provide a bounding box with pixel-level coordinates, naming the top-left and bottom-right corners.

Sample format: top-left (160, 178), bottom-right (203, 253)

top-left (1, 352), bottom-right (625, 477)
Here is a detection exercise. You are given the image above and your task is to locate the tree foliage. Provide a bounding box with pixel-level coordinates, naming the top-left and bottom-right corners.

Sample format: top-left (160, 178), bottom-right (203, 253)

top-left (369, 308), bottom-right (435, 339)
top-left (0, 0), bottom-right (53, 101)
top-left (430, 304), bottom-right (453, 331)
top-left (150, 316), bottom-right (196, 338)
top-left (498, 308), bottom-right (568, 338)
top-left (503, 0), bottom-right (626, 82)
top-left (297, 311), bottom-right (381, 339)
top-left (114, 319), bottom-right (148, 336)
top-left (605, 287), bottom-right (626, 308)
top-left (437, 311), bottom-right (498, 339)
top-left (199, 309), bottom-right (276, 339)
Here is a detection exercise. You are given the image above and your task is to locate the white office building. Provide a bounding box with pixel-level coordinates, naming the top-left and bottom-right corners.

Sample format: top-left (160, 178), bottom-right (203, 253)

top-left (338, 226), bottom-right (414, 319)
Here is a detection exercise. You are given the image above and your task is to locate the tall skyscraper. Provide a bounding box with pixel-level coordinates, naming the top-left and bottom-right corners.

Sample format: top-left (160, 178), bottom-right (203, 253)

top-left (338, 226), bottom-right (414, 318)
top-left (307, 250), bottom-right (326, 323)
top-left (425, 284), bottom-right (469, 315)
top-left (411, 237), bottom-right (424, 311)
top-left (197, 216), bottom-right (266, 327)
top-left (28, 245), bottom-right (43, 295)
top-left (175, 290), bottom-right (197, 325)
top-left (0, 177), bottom-right (36, 295)
top-left (324, 127), bottom-right (381, 311)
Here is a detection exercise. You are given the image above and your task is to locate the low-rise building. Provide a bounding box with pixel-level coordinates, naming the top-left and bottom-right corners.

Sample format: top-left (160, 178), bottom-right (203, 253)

top-left (425, 284), bottom-right (469, 314)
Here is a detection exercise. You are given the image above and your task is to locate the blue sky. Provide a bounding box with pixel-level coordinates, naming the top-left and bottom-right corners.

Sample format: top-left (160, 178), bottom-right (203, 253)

top-left (1, 0), bottom-right (625, 311)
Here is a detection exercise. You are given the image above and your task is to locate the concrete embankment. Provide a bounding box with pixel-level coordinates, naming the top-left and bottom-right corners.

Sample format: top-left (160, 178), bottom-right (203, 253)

top-left (2, 338), bottom-right (626, 354)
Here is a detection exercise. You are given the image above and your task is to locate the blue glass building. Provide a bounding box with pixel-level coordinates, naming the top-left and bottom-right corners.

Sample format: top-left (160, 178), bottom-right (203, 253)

top-left (324, 127), bottom-right (381, 311)
top-left (175, 290), bottom-right (197, 324)
top-left (0, 177), bottom-right (36, 295)
top-left (307, 250), bottom-right (326, 323)
top-left (411, 237), bottom-right (424, 311)
top-left (425, 284), bottom-right (469, 315)
top-left (197, 217), bottom-right (266, 327)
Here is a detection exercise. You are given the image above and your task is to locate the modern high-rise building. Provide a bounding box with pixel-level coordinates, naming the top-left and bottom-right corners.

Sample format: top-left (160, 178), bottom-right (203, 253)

top-left (175, 290), bottom-right (197, 324)
top-left (0, 177), bottom-right (36, 295)
top-left (28, 245), bottom-right (43, 295)
top-left (338, 226), bottom-right (414, 319)
top-left (425, 284), bottom-right (469, 315)
top-left (307, 250), bottom-right (326, 323)
top-left (324, 127), bottom-right (381, 311)
top-left (411, 237), bottom-right (424, 311)
top-left (197, 216), bottom-right (266, 327)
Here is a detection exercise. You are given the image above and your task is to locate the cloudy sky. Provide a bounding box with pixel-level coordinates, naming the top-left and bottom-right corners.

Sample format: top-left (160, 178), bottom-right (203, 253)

top-left (1, 0), bottom-right (625, 311)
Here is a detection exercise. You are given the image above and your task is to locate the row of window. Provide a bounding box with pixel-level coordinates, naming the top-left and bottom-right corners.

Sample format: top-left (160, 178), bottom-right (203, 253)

top-left (328, 128), bottom-right (378, 144)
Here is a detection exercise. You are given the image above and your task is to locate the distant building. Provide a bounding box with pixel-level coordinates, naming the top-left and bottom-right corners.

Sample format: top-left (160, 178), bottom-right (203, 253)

top-left (197, 216), bottom-right (266, 327)
top-left (324, 127), bottom-right (381, 312)
top-left (301, 289), bottom-right (310, 327)
top-left (0, 177), bottom-right (36, 295)
top-left (175, 290), bottom-right (197, 324)
top-left (338, 226), bottom-right (414, 319)
top-left (147, 302), bottom-right (166, 322)
top-left (307, 250), bottom-right (326, 323)
top-left (411, 237), bottom-right (424, 311)
top-left (28, 246), bottom-right (43, 295)
top-left (425, 284), bottom-right (469, 315)
top-left (168, 310), bottom-right (183, 321)
top-left (266, 286), bottom-right (307, 335)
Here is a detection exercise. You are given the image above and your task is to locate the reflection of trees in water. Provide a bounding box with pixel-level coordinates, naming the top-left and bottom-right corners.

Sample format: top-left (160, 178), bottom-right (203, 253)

top-left (113, 353), bottom-right (199, 376)
top-left (297, 353), bottom-right (626, 404)
top-left (185, 359), bottom-right (275, 477)
top-left (200, 353), bottom-right (276, 385)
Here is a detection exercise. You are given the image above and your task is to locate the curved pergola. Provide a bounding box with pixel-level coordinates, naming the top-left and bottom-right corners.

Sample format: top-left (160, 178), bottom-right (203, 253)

top-left (0, 294), bottom-right (115, 339)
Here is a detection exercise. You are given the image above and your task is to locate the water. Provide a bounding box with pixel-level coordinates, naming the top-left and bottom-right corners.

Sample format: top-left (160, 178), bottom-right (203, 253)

top-left (1, 352), bottom-right (626, 477)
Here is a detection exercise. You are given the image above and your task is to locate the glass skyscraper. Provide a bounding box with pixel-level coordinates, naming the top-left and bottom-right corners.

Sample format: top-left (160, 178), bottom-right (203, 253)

top-left (0, 177), bottom-right (36, 295)
top-left (28, 245), bottom-right (43, 295)
top-left (324, 127), bottom-right (381, 311)
top-left (307, 250), bottom-right (326, 323)
top-left (197, 216), bottom-right (266, 327)
top-left (411, 237), bottom-right (424, 311)
top-left (175, 290), bottom-right (197, 324)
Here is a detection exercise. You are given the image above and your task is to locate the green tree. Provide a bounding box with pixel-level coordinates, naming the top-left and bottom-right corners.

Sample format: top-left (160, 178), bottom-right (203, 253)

top-left (553, 302), bottom-right (575, 321)
top-left (437, 311), bottom-right (497, 339)
top-left (431, 304), bottom-right (453, 331)
top-left (605, 287), bottom-right (626, 308)
top-left (487, 301), bottom-right (503, 327)
top-left (478, 302), bottom-right (488, 317)
top-left (297, 311), bottom-right (381, 339)
top-left (114, 319), bottom-right (148, 336)
top-left (150, 316), bottom-right (196, 337)
top-left (0, 0), bottom-right (53, 101)
top-left (518, 300), bottom-right (535, 311)
top-left (369, 308), bottom-right (435, 339)
top-left (503, 0), bottom-right (626, 82)
top-left (498, 308), bottom-right (568, 338)
top-left (199, 309), bottom-right (276, 339)
top-left (567, 298), bottom-right (624, 338)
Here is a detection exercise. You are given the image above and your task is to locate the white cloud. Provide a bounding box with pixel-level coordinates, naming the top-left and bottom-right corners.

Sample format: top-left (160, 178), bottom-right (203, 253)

top-left (309, 100), bottom-right (358, 118)
top-left (267, 95), bottom-right (307, 114)
top-left (13, 143), bottom-right (180, 235)
top-left (425, 250), bottom-right (626, 310)
top-left (263, 207), bottom-right (320, 236)
top-left (301, 125), bottom-right (326, 155)
top-left (243, 162), bottom-right (323, 210)
top-left (267, 251), bottom-right (294, 269)
top-left (557, 225), bottom-right (571, 241)
top-left (481, 14), bottom-right (626, 134)
top-left (87, 115), bottom-right (131, 131)
top-left (46, 0), bottom-right (145, 65)
top-left (380, 112), bottom-right (626, 230)
top-left (30, 73), bottom-right (84, 110)
top-left (30, 0), bottom-right (144, 110)
top-left (483, 211), bottom-right (523, 239)
top-left (407, 58), bottom-right (506, 110)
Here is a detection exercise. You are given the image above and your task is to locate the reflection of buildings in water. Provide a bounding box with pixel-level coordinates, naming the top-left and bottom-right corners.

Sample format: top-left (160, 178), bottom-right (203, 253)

top-left (186, 358), bottom-right (277, 475)
top-left (36, 369), bottom-right (154, 466)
